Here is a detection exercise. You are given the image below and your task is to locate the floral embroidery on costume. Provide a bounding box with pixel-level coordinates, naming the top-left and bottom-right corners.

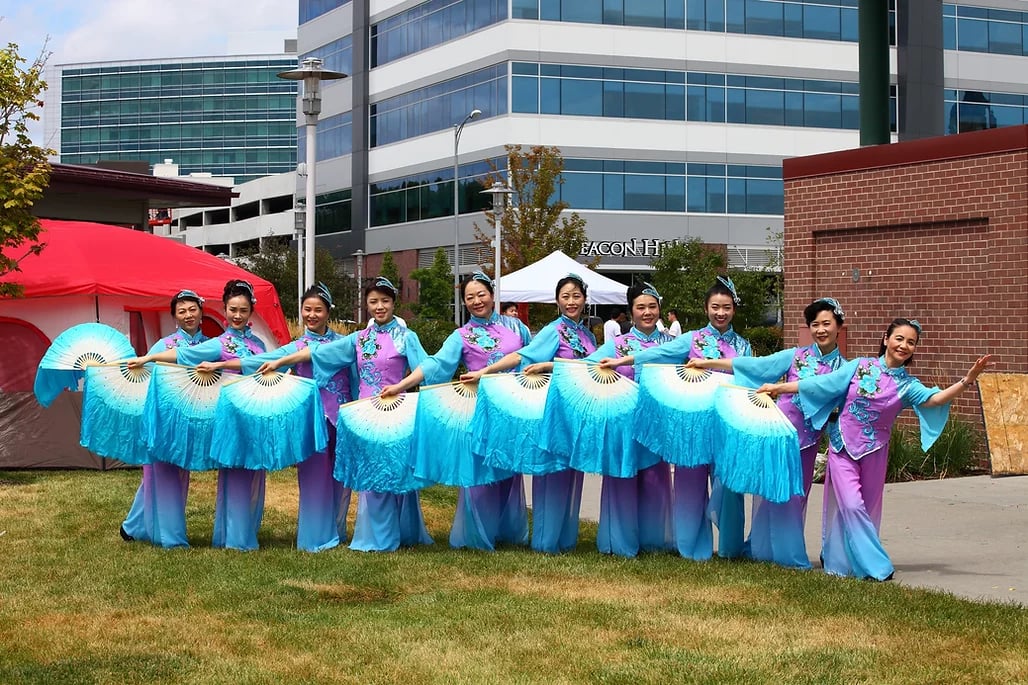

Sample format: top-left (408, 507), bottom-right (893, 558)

top-left (793, 348), bottom-right (820, 380)
top-left (693, 329), bottom-right (722, 359)
top-left (359, 362), bottom-right (383, 392)
top-left (358, 330), bottom-right (382, 360)
top-left (463, 326), bottom-right (499, 353)
top-left (557, 322), bottom-right (589, 358)
top-left (856, 360), bottom-right (882, 397)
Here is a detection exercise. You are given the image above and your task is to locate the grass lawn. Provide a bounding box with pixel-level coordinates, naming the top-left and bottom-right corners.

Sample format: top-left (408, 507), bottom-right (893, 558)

top-left (1, 469), bottom-right (1026, 685)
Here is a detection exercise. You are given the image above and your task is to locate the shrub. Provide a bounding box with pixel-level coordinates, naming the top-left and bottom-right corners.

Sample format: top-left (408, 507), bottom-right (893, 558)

top-left (742, 325), bottom-right (784, 357)
top-left (887, 416), bottom-right (983, 482)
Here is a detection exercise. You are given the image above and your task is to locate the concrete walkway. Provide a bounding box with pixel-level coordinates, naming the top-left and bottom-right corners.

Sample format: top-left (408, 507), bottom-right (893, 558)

top-left (528, 473), bottom-right (1028, 606)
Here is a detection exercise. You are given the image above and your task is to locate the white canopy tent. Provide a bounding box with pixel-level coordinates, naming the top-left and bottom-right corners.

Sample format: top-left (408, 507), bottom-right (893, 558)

top-left (499, 250), bottom-right (627, 304)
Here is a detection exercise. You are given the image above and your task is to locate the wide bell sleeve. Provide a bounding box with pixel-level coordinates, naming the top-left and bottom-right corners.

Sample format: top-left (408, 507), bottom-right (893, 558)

top-left (403, 329), bottom-right (429, 371)
top-left (419, 329), bottom-right (464, 384)
top-left (516, 321), bottom-right (560, 365)
top-left (631, 331), bottom-right (694, 366)
top-left (584, 339), bottom-right (616, 364)
top-left (239, 341), bottom-right (300, 375)
top-left (732, 348), bottom-right (796, 388)
top-left (174, 337), bottom-right (224, 366)
top-left (797, 359), bottom-right (861, 430)
top-left (903, 379), bottom-right (950, 452)
top-left (309, 333), bottom-right (358, 387)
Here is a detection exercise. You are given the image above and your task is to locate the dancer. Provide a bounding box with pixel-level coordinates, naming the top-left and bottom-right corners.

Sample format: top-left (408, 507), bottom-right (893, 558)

top-left (120, 289), bottom-right (208, 548)
top-left (256, 277), bottom-right (432, 552)
top-left (223, 283), bottom-right (353, 552)
top-left (583, 282), bottom-right (674, 558)
top-left (687, 297), bottom-right (846, 568)
top-left (757, 319), bottom-right (992, 580)
top-left (128, 280), bottom-right (268, 551)
top-left (600, 276), bottom-right (751, 561)
top-left (462, 273), bottom-right (596, 554)
top-left (381, 271), bottom-right (531, 551)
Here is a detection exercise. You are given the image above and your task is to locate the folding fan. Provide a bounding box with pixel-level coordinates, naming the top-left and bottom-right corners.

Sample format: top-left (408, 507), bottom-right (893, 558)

top-left (80, 363), bottom-right (152, 465)
top-left (34, 323), bottom-right (135, 407)
top-left (410, 381), bottom-right (511, 487)
top-left (210, 371), bottom-right (328, 471)
top-left (141, 362), bottom-right (227, 471)
top-left (635, 364), bottom-right (733, 467)
top-left (538, 360), bottom-right (642, 478)
top-left (335, 393), bottom-right (426, 494)
top-left (712, 385), bottom-right (803, 504)
top-left (470, 372), bottom-right (562, 475)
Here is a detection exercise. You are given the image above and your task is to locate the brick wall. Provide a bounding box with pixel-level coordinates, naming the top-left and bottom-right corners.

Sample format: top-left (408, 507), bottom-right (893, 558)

top-left (784, 125), bottom-right (1028, 426)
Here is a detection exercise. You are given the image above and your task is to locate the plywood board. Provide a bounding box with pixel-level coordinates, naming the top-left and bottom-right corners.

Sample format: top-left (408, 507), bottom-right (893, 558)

top-left (978, 373), bottom-right (1028, 476)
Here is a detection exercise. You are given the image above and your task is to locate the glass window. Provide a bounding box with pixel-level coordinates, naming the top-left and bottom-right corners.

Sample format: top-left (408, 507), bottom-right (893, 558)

top-left (562, 171), bottom-right (604, 209)
top-left (957, 17), bottom-right (989, 52)
top-left (745, 0), bottom-right (783, 36)
top-left (603, 174), bottom-right (624, 209)
top-left (512, 75), bottom-right (539, 113)
top-left (803, 4), bottom-right (841, 41)
top-left (624, 0), bottom-right (667, 28)
top-left (744, 88), bottom-right (785, 125)
top-left (804, 92), bottom-right (842, 128)
top-left (602, 80), bottom-right (624, 117)
top-left (988, 20), bottom-right (1022, 55)
top-left (513, 0), bottom-right (538, 19)
top-left (624, 81), bottom-right (665, 119)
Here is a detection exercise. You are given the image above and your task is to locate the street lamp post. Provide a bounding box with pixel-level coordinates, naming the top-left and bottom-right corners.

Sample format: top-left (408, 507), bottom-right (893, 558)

top-left (452, 108), bottom-right (481, 326)
top-left (480, 181), bottom-right (514, 302)
top-left (278, 57), bottom-right (347, 293)
top-left (353, 249), bottom-right (364, 325)
top-left (294, 200), bottom-right (305, 315)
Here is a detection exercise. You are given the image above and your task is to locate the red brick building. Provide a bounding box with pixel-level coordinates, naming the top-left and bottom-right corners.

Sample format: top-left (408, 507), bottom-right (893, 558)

top-left (782, 124), bottom-right (1028, 424)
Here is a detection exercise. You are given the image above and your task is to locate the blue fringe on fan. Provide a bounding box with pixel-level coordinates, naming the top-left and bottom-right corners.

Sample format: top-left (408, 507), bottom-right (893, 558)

top-left (633, 388), bottom-right (718, 468)
top-left (141, 382), bottom-right (219, 471)
top-left (80, 382), bottom-right (151, 465)
top-left (411, 402), bottom-right (512, 488)
top-left (33, 369), bottom-right (82, 408)
top-left (470, 392), bottom-right (563, 476)
top-left (210, 387), bottom-right (328, 471)
top-left (334, 429), bottom-right (426, 494)
top-left (711, 411), bottom-right (803, 504)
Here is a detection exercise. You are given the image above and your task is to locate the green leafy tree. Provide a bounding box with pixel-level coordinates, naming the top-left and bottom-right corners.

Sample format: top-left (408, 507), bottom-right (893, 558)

top-left (409, 247), bottom-right (453, 321)
top-left (0, 42), bottom-right (52, 297)
top-left (648, 237), bottom-right (726, 329)
top-left (237, 240), bottom-right (356, 320)
top-left (473, 144), bottom-right (594, 275)
top-left (379, 249), bottom-right (401, 290)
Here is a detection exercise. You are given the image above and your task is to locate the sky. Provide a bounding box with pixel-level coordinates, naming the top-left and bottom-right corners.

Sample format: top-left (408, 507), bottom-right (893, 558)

top-left (0, 0), bottom-right (299, 146)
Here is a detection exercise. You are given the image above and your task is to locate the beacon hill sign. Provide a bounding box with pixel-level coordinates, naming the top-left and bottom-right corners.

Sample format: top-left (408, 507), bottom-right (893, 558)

top-left (578, 238), bottom-right (675, 258)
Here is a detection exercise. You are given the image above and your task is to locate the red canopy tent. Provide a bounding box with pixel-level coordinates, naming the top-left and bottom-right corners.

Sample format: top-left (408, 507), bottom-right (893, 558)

top-left (0, 219), bottom-right (291, 468)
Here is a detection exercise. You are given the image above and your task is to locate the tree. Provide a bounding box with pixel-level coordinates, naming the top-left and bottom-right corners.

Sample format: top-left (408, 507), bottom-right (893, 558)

top-left (237, 240), bottom-right (357, 321)
top-left (0, 41), bottom-right (53, 297)
top-left (473, 144), bottom-right (594, 276)
top-left (409, 247), bottom-right (453, 321)
top-left (648, 237), bottom-right (726, 329)
top-left (379, 249), bottom-right (401, 291)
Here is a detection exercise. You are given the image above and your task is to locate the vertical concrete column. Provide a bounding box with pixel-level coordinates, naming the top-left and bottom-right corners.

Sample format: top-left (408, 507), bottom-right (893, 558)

top-left (859, 0), bottom-right (891, 145)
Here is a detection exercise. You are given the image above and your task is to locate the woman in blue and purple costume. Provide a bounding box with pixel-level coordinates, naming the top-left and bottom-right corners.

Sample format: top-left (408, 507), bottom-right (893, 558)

top-left (757, 319), bottom-right (992, 580)
top-left (120, 289), bottom-right (208, 548)
top-left (600, 276), bottom-right (751, 561)
top-left (381, 271), bottom-right (531, 551)
top-left (256, 277), bottom-right (432, 552)
top-left (583, 282), bottom-right (674, 558)
top-left (687, 297), bottom-right (846, 569)
top-left (128, 280), bottom-right (268, 551)
top-left (462, 273), bottom-right (596, 554)
top-left (225, 282), bottom-right (354, 552)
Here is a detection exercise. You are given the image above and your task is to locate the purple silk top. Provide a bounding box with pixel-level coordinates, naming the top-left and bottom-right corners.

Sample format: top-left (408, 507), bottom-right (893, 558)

top-left (176, 325), bottom-right (266, 375)
top-left (421, 312), bottom-right (531, 383)
top-left (293, 330), bottom-right (351, 422)
top-left (631, 323), bottom-right (752, 369)
top-left (584, 327), bottom-right (674, 380)
top-left (517, 315), bottom-right (597, 366)
top-left (353, 322), bottom-right (427, 398)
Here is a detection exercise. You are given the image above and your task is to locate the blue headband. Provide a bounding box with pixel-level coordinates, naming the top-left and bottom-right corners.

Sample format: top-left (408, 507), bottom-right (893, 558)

top-left (471, 271), bottom-right (493, 287)
top-left (640, 281), bottom-right (662, 303)
top-left (814, 297), bottom-right (844, 321)
top-left (173, 289), bottom-right (205, 307)
top-left (234, 280), bottom-right (257, 305)
top-left (315, 281), bottom-right (334, 308)
top-left (908, 319), bottom-right (922, 334)
top-left (374, 276), bottom-right (398, 298)
top-left (716, 275), bottom-right (740, 304)
top-left (563, 272), bottom-right (586, 289)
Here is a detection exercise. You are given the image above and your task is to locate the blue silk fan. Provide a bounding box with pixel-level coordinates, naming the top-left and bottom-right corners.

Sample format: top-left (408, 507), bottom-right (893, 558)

top-left (34, 323), bottom-right (135, 407)
top-left (80, 363), bottom-right (152, 465)
top-left (538, 360), bottom-right (641, 477)
top-left (411, 381), bottom-right (511, 487)
top-left (712, 385), bottom-right (802, 504)
top-left (335, 393), bottom-right (426, 494)
top-left (211, 371), bottom-right (328, 471)
top-left (141, 362), bottom-right (226, 471)
top-left (635, 364), bottom-right (732, 468)
top-left (470, 371), bottom-right (561, 475)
